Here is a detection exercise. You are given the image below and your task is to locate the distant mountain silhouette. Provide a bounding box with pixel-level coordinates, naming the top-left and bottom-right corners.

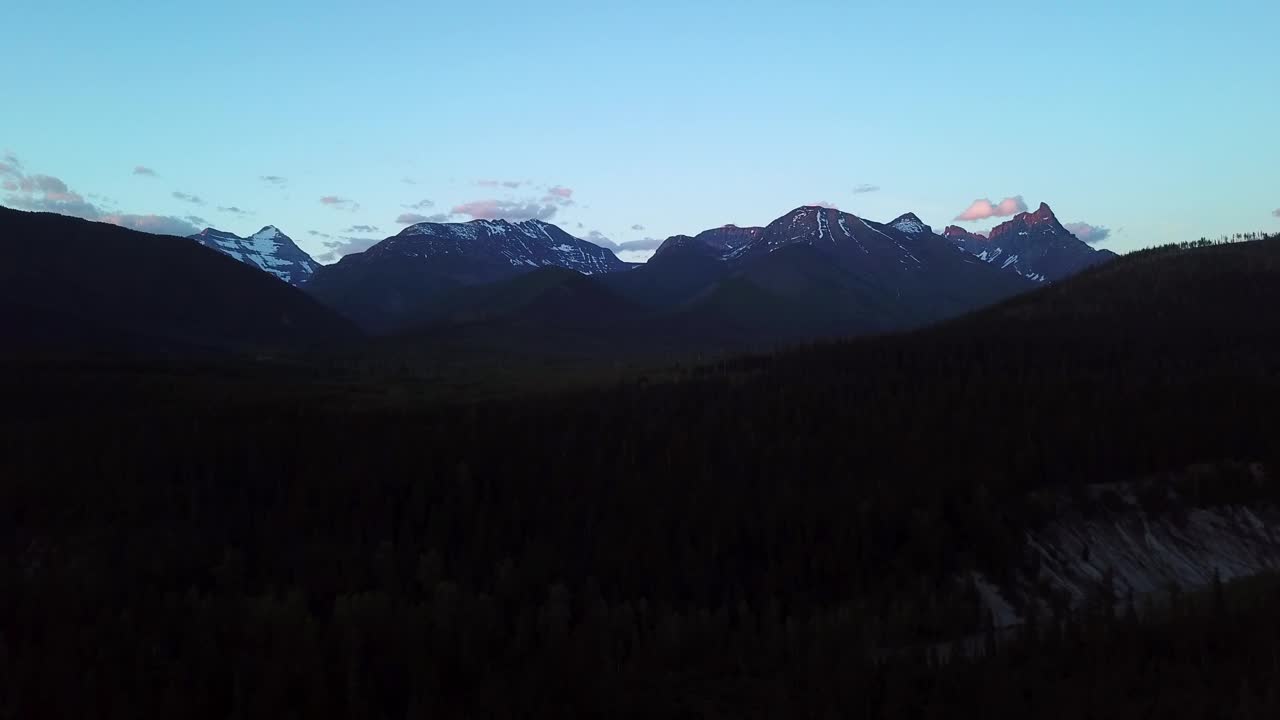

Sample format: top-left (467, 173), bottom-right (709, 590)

top-left (601, 205), bottom-right (1035, 342)
top-left (0, 206), bottom-right (359, 353)
top-left (305, 218), bottom-right (630, 331)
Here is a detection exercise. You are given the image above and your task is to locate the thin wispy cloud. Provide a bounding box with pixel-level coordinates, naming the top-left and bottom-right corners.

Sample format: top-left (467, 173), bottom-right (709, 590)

top-left (955, 196), bottom-right (1028, 222)
top-left (343, 224), bottom-right (380, 233)
top-left (218, 206), bottom-right (251, 216)
top-left (478, 179), bottom-right (524, 189)
top-left (396, 212), bottom-right (451, 224)
top-left (308, 230), bottom-right (334, 239)
top-left (852, 184), bottom-right (880, 194)
top-left (316, 236), bottom-right (381, 262)
top-left (810, 201), bottom-right (838, 209)
top-left (631, 224), bottom-right (645, 231)
top-left (260, 175), bottom-right (287, 186)
top-left (172, 191), bottom-right (204, 205)
top-left (451, 199), bottom-right (558, 222)
top-left (320, 195), bottom-right (359, 211)
top-left (1273, 208), bottom-right (1280, 219)
top-left (133, 165), bottom-right (157, 177)
top-left (184, 215), bottom-right (208, 226)
top-left (1063, 221), bottom-right (1112, 245)
top-left (545, 186), bottom-right (574, 202)
top-left (582, 230), bottom-right (664, 253)
top-left (405, 198), bottom-right (435, 210)
top-left (402, 177), bottom-right (417, 185)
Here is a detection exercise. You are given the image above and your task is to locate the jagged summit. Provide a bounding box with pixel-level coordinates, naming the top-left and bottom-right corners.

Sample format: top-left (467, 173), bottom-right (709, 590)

top-left (891, 212), bottom-right (931, 235)
top-left (187, 225), bottom-right (318, 286)
top-left (946, 202), bottom-right (1113, 283)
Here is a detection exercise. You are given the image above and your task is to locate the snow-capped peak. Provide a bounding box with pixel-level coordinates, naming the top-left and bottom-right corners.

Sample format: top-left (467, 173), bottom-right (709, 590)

top-left (188, 224), bottom-right (318, 285)
top-left (251, 225), bottom-right (282, 241)
top-left (890, 213), bottom-right (928, 235)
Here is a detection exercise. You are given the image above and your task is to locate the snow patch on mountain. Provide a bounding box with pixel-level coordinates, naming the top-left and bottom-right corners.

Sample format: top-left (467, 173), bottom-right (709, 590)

top-left (189, 226), bottom-right (318, 286)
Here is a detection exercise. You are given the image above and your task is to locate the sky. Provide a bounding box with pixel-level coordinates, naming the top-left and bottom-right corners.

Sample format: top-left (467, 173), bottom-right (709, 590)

top-left (3, 0), bottom-right (1278, 263)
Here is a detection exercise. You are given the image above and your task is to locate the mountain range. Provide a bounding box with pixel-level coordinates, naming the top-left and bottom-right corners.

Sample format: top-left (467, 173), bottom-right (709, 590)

top-left (302, 203), bottom-right (1110, 346)
top-left (2, 200), bottom-right (1117, 356)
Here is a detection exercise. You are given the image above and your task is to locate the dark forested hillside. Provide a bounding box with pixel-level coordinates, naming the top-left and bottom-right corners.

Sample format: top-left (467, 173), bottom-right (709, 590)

top-left (4, 234), bottom-right (1280, 718)
top-left (0, 207), bottom-right (360, 352)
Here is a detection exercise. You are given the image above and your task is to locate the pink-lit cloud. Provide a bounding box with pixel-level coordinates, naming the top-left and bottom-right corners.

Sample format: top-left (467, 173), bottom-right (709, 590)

top-left (3, 157), bottom-right (202, 237)
top-left (955, 196), bottom-right (1028, 222)
top-left (451, 199), bottom-right (558, 222)
top-left (101, 213), bottom-right (201, 236)
top-left (546, 186), bottom-right (573, 199)
top-left (1063, 221), bottom-right (1112, 245)
top-left (3, 168), bottom-right (102, 219)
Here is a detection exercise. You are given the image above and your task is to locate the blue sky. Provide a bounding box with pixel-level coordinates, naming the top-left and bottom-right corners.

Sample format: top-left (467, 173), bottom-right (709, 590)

top-left (4, 0), bottom-right (1278, 262)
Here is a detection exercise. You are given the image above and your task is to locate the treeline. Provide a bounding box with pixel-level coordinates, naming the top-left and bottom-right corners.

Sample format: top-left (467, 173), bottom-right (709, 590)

top-left (4, 234), bottom-right (1280, 717)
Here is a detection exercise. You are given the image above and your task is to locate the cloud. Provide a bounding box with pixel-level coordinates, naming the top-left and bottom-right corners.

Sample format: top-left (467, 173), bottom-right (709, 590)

top-left (1064, 221), bottom-right (1112, 244)
top-left (172, 191), bottom-right (204, 205)
top-left (631, 224), bottom-right (645, 231)
top-left (450, 199), bottom-right (559, 222)
top-left (2, 159), bottom-right (197, 237)
top-left (133, 166), bottom-right (157, 177)
top-left (1, 151), bottom-right (21, 170)
top-left (320, 195), bottom-right (359, 211)
top-left (396, 212), bottom-right (452, 224)
top-left (582, 230), bottom-right (664, 253)
top-left (343, 224), bottom-right (380, 233)
top-left (810, 201), bottom-right (838, 209)
top-left (955, 195), bottom-right (1028, 222)
top-left (402, 177), bottom-right (417, 185)
top-left (582, 230), bottom-right (619, 250)
top-left (478, 179), bottom-right (524, 188)
top-left (101, 213), bottom-right (201, 236)
top-left (218, 206), bottom-right (251, 215)
top-left (260, 175), bottom-right (287, 186)
top-left (1273, 208), bottom-right (1280, 219)
top-left (307, 230), bottom-right (334, 239)
top-left (184, 215), bottom-right (208, 226)
top-left (405, 198), bottom-right (435, 210)
top-left (852, 184), bottom-right (880, 194)
top-left (3, 170), bottom-right (103, 219)
top-left (315, 236), bottom-right (382, 263)
top-left (541, 186), bottom-right (575, 207)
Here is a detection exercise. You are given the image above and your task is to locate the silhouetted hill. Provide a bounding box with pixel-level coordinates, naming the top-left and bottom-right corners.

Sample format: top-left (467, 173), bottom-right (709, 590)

top-left (0, 206), bottom-right (360, 353)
